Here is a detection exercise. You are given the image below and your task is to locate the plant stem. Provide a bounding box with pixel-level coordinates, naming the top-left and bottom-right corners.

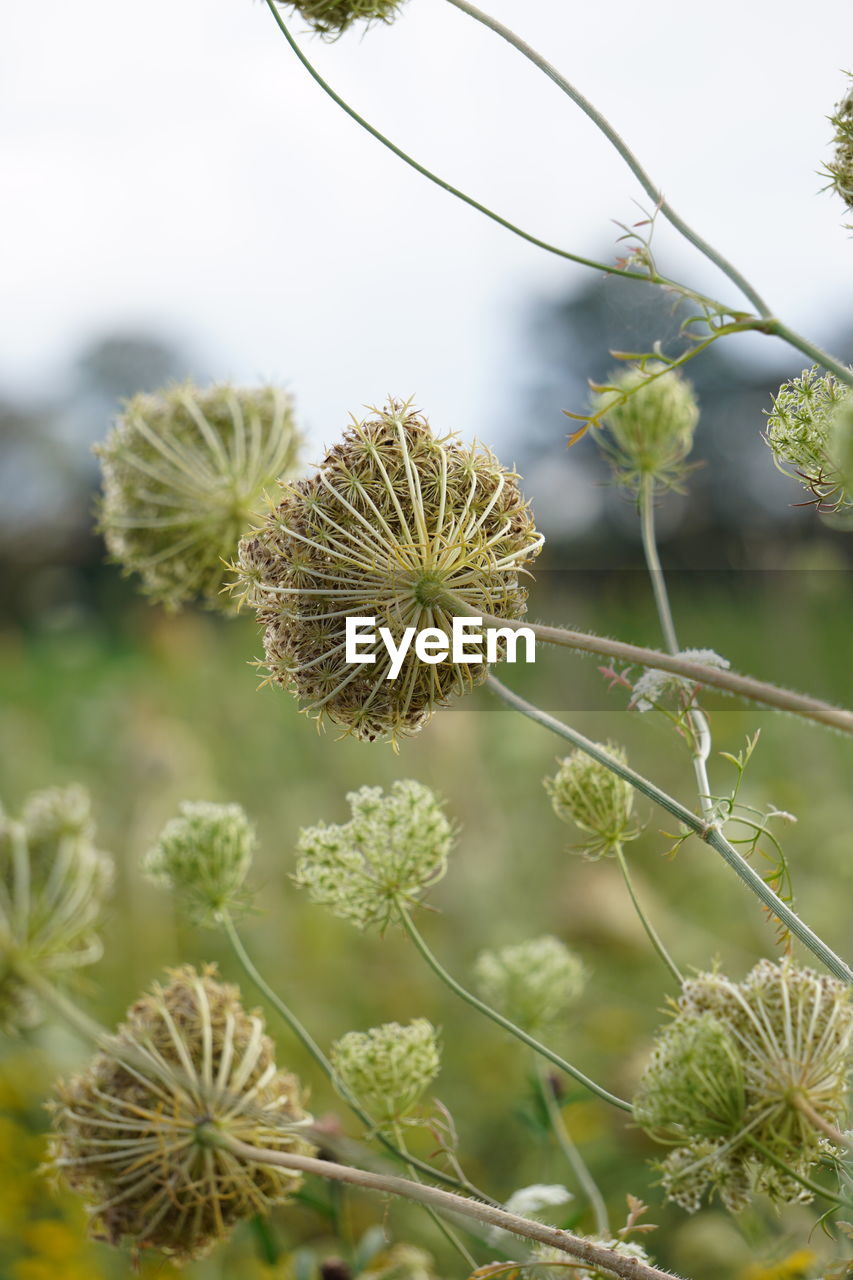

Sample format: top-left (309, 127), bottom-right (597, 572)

top-left (395, 902), bottom-right (632, 1113)
top-left (392, 1122), bottom-right (478, 1269)
top-left (744, 1136), bottom-right (849, 1208)
top-left (441, 596), bottom-right (853, 735)
top-left (792, 1096), bottom-right (853, 1151)
top-left (613, 845), bottom-right (683, 986)
top-left (222, 913), bottom-right (497, 1202)
top-left (533, 1057), bottom-right (610, 1236)
top-left (16, 966), bottom-right (108, 1045)
top-left (484, 675), bottom-right (853, 986)
top-left (214, 1134), bottom-right (683, 1280)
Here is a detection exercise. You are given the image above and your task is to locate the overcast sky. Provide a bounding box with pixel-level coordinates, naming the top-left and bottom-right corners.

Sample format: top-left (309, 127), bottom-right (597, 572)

top-left (3, 0), bottom-right (852, 455)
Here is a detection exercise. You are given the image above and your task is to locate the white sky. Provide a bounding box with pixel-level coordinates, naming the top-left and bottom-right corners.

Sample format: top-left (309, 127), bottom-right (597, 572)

top-left (2, 0), bottom-right (852, 454)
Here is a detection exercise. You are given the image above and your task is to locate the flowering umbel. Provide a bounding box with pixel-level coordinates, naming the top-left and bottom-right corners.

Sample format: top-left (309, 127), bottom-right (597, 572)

top-left (764, 366), bottom-right (853, 511)
top-left (49, 966), bottom-right (314, 1263)
top-left (473, 936), bottom-right (586, 1035)
top-left (294, 781), bottom-right (454, 931)
top-left (276, 0), bottom-right (407, 37)
top-left (96, 382), bottom-right (302, 610)
top-left (0, 786), bottom-right (112, 1032)
top-left (144, 801), bottom-right (256, 926)
top-left (826, 78), bottom-right (853, 224)
top-left (544, 745), bottom-right (638, 858)
top-left (591, 364), bottom-right (699, 492)
top-left (633, 960), bottom-right (852, 1213)
top-left (236, 399), bottom-right (542, 743)
top-left (331, 1019), bottom-right (440, 1132)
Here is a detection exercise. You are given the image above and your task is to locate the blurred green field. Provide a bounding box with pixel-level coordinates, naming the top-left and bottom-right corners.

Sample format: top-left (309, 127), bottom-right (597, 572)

top-left (0, 572), bottom-right (851, 1280)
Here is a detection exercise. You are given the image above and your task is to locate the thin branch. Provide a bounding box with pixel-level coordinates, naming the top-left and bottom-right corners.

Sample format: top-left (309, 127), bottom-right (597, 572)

top-left (533, 1057), bottom-right (610, 1237)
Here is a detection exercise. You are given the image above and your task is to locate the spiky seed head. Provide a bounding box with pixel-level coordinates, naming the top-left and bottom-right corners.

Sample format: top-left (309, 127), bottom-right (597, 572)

top-left (49, 965), bottom-right (314, 1263)
top-left (634, 959), bottom-right (853, 1214)
top-left (95, 382), bottom-right (303, 611)
top-left (276, 0), bottom-right (407, 37)
top-left (544, 745), bottom-right (637, 858)
top-left (826, 79), bottom-right (853, 223)
top-left (0, 786), bottom-right (112, 1032)
top-left (764, 367), bottom-right (853, 511)
top-left (472, 936), bottom-right (586, 1035)
top-left (330, 1019), bottom-right (440, 1132)
top-left (591, 364), bottom-right (699, 491)
top-left (294, 780), bottom-right (454, 932)
top-left (235, 398), bottom-right (542, 744)
top-left (143, 801), bottom-right (256, 926)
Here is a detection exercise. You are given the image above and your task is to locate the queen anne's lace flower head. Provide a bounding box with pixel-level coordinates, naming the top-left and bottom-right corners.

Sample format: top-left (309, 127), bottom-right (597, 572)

top-left (0, 786), bottom-right (112, 1031)
top-left (591, 364), bottom-right (699, 492)
top-left (96, 382), bottom-right (303, 610)
top-left (144, 801), bottom-right (256, 926)
top-left (331, 1019), bottom-right (440, 1132)
top-left (473, 936), bottom-right (586, 1034)
top-left (294, 780), bottom-right (454, 931)
top-left (544, 745), bottom-right (637, 858)
top-left (276, 0), bottom-right (408, 37)
top-left (236, 398), bottom-right (542, 744)
top-left (764, 367), bottom-right (853, 511)
top-left (826, 79), bottom-right (853, 224)
top-left (634, 959), bottom-right (852, 1214)
top-left (49, 966), bottom-right (314, 1262)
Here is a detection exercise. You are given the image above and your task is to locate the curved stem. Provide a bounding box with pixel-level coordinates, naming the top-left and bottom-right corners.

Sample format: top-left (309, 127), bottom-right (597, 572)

top-left (441, 595), bottom-right (853, 735)
top-left (485, 675), bottom-right (853, 986)
top-left (214, 1134), bottom-right (682, 1280)
top-left (222, 914), bottom-right (497, 1202)
top-left (533, 1057), bottom-right (609, 1236)
top-left (792, 1096), bottom-right (853, 1152)
top-left (395, 902), bottom-right (632, 1113)
top-left (744, 1136), bottom-right (849, 1208)
top-left (392, 1122), bottom-right (478, 1269)
top-left (613, 845), bottom-right (683, 986)
top-left (767, 322), bottom-right (853, 388)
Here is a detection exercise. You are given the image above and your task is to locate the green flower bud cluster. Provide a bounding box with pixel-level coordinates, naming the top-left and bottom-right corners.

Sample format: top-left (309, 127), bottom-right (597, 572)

top-left (144, 801), bottom-right (256, 925)
top-left (826, 79), bottom-right (853, 223)
top-left (544, 745), bottom-right (637, 858)
top-left (331, 1018), bottom-right (440, 1131)
top-left (764, 366), bottom-right (853, 510)
top-left (50, 966), bottom-right (314, 1263)
top-left (294, 780), bottom-right (454, 931)
top-left (0, 786), bottom-right (112, 1032)
top-left (277, 0), bottom-right (407, 37)
top-left (472, 936), bottom-right (586, 1035)
top-left (95, 382), bottom-right (303, 610)
top-left (591, 364), bottom-right (700, 492)
top-left (634, 960), bottom-right (852, 1214)
top-left (236, 398), bottom-right (542, 744)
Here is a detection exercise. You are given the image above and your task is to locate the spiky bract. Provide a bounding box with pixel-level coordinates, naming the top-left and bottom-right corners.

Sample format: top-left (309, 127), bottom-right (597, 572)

top-left (634, 960), bottom-right (852, 1213)
top-left (764, 367), bottom-right (853, 511)
top-left (826, 80), bottom-right (853, 223)
top-left (277, 0), bottom-right (407, 37)
top-left (144, 801), bottom-right (256, 926)
top-left (0, 786), bottom-right (112, 1032)
top-left (331, 1019), bottom-right (440, 1131)
top-left (236, 399), bottom-right (542, 744)
top-left (49, 966), bottom-right (313, 1262)
top-left (96, 382), bottom-right (302, 610)
top-left (472, 936), bottom-right (586, 1035)
top-left (294, 780), bottom-right (454, 931)
top-left (544, 745), bottom-right (637, 858)
top-left (591, 364), bottom-right (699, 491)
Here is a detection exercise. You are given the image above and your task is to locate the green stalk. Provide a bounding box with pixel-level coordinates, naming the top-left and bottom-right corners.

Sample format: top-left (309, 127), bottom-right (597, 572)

top-left (613, 845), bottom-right (683, 986)
top-left (392, 1122), bottom-right (478, 1270)
top-left (533, 1057), bottom-right (609, 1236)
top-left (395, 901), bottom-right (632, 1113)
top-left (744, 1136), bottom-right (849, 1208)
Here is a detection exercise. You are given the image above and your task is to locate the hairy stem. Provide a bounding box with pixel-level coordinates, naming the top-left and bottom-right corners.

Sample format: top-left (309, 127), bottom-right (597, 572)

top-left (396, 902), bottom-right (632, 1112)
top-left (533, 1057), bottom-right (610, 1236)
top-left (613, 845), bottom-right (683, 986)
top-left (484, 675), bottom-right (853, 986)
top-left (214, 1134), bottom-right (682, 1280)
top-left (392, 1122), bottom-right (478, 1269)
top-left (222, 913), bottom-right (497, 1202)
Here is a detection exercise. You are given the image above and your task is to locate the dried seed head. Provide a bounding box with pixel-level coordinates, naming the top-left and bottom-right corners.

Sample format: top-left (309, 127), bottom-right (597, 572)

top-left (49, 965), bottom-right (314, 1263)
top-left (591, 364), bottom-right (699, 492)
top-left (544, 745), bottom-right (637, 858)
top-left (826, 79), bottom-right (853, 223)
top-left (0, 786), bottom-right (112, 1032)
top-left (294, 780), bottom-right (454, 931)
top-left (472, 936), bottom-right (586, 1035)
top-left (276, 0), bottom-right (407, 37)
top-left (634, 959), bottom-right (852, 1213)
top-left (95, 382), bottom-right (303, 610)
top-left (764, 366), bottom-right (853, 511)
top-left (144, 801), bottom-right (256, 926)
top-left (235, 398), bottom-right (542, 744)
top-left (330, 1019), bottom-right (440, 1132)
